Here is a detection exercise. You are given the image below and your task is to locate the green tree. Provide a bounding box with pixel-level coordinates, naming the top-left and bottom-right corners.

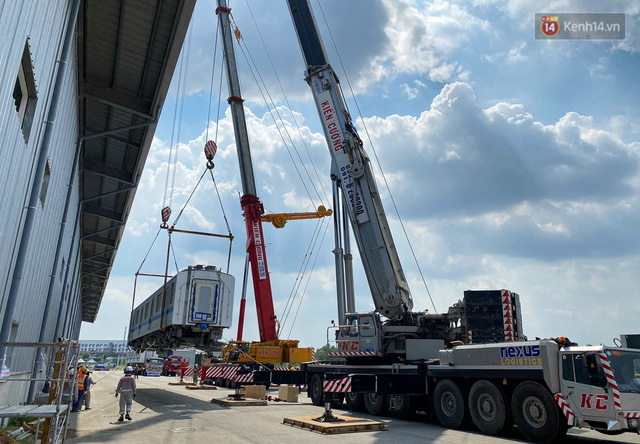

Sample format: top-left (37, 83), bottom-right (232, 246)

top-left (315, 343), bottom-right (340, 361)
top-left (104, 342), bottom-right (117, 359)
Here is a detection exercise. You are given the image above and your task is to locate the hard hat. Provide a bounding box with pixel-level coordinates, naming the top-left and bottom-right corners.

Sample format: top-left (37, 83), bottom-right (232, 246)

top-left (80, 366), bottom-right (87, 373)
top-left (125, 366), bottom-right (133, 373)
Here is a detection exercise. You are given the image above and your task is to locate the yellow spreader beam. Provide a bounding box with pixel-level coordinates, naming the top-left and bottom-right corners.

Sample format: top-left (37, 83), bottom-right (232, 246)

top-left (261, 205), bottom-right (332, 228)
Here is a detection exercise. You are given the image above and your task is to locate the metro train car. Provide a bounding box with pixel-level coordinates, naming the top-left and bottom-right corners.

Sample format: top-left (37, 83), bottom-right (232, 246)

top-left (128, 265), bottom-right (234, 352)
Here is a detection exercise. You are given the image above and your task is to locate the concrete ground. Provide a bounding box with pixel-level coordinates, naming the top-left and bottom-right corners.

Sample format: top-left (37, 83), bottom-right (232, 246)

top-left (63, 370), bottom-right (637, 443)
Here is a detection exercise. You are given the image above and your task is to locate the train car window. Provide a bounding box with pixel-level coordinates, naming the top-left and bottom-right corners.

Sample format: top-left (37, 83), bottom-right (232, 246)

top-left (168, 283), bottom-right (175, 305)
top-left (194, 284), bottom-right (213, 321)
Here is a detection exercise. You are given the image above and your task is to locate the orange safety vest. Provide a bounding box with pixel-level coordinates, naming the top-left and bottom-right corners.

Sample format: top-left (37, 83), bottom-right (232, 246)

top-left (77, 373), bottom-right (86, 390)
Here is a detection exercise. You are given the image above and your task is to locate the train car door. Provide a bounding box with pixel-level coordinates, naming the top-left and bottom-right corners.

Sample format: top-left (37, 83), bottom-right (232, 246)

top-left (189, 279), bottom-right (220, 324)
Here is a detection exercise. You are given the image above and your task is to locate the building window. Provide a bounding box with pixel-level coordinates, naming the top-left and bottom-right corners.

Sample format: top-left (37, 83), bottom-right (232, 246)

top-left (14, 39), bottom-right (38, 143)
top-left (39, 159), bottom-right (51, 207)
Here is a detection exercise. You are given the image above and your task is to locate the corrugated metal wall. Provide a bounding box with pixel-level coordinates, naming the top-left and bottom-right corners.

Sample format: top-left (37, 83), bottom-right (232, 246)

top-left (0, 0), bottom-right (82, 382)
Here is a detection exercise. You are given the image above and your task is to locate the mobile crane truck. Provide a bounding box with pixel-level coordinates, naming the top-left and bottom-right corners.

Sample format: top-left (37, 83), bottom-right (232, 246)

top-left (248, 1), bottom-right (640, 442)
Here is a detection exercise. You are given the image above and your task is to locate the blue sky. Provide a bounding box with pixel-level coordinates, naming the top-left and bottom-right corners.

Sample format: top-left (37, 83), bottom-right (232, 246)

top-left (81, 0), bottom-right (640, 350)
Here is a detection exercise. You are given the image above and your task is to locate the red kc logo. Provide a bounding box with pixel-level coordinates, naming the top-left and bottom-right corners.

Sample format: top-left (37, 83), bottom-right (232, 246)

top-left (340, 341), bottom-right (359, 351)
top-left (581, 393), bottom-right (608, 410)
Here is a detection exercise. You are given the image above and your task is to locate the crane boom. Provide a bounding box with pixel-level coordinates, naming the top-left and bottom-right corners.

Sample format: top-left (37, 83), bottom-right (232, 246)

top-left (217, 2), bottom-right (277, 342)
top-left (286, 0), bottom-right (413, 318)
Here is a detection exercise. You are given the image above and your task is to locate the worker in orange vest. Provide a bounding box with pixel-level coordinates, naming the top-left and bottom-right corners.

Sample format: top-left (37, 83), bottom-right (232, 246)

top-left (71, 366), bottom-right (87, 412)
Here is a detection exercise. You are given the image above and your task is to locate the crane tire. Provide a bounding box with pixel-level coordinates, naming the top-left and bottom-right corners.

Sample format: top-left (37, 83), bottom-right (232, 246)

top-left (433, 379), bottom-right (468, 429)
top-left (364, 392), bottom-right (387, 416)
top-left (468, 380), bottom-right (509, 435)
top-left (309, 374), bottom-right (324, 406)
top-left (345, 392), bottom-right (364, 411)
top-left (388, 395), bottom-right (414, 420)
top-left (511, 381), bottom-right (566, 443)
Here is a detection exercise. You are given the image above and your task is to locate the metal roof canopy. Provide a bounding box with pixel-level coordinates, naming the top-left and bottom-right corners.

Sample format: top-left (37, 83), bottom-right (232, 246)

top-left (77, 0), bottom-right (196, 322)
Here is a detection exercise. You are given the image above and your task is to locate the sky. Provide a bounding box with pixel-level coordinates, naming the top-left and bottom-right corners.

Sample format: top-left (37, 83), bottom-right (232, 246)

top-left (80, 0), bottom-right (640, 351)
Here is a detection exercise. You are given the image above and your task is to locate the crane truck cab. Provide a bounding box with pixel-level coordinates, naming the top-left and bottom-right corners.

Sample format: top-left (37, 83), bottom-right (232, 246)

top-left (332, 313), bottom-right (381, 355)
top-left (559, 345), bottom-right (640, 433)
top-left (222, 341), bottom-right (252, 363)
top-left (436, 339), bottom-right (640, 439)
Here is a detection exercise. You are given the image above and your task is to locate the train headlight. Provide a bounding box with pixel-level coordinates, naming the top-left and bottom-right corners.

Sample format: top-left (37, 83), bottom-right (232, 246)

top-left (628, 417), bottom-right (639, 429)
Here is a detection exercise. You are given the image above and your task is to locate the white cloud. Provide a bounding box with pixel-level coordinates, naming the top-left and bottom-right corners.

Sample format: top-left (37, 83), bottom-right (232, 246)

top-left (471, 0), bottom-right (640, 52)
top-left (371, 0), bottom-right (485, 84)
top-left (361, 82), bottom-right (639, 265)
top-left (400, 83), bottom-right (420, 100)
top-left (485, 41), bottom-right (528, 65)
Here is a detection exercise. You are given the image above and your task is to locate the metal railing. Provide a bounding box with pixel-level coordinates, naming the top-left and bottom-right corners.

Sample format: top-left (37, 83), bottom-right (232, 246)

top-left (0, 339), bottom-right (79, 443)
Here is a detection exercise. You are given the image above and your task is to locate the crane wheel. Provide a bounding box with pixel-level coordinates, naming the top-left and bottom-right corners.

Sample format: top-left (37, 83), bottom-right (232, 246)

top-left (511, 381), bottom-right (567, 443)
top-left (309, 374), bottom-right (324, 406)
top-left (468, 380), bottom-right (510, 435)
top-left (364, 392), bottom-right (387, 416)
top-left (388, 395), bottom-right (415, 420)
top-left (433, 379), bottom-right (468, 429)
top-left (345, 392), bottom-right (364, 411)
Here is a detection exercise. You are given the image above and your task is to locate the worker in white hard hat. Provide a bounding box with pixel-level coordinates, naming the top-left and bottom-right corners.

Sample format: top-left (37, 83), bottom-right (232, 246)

top-left (115, 366), bottom-right (136, 422)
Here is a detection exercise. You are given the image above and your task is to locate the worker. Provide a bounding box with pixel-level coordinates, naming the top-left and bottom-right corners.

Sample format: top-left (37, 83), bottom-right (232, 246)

top-left (115, 366), bottom-right (136, 422)
top-left (81, 371), bottom-right (96, 410)
top-left (71, 366), bottom-right (87, 412)
top-left (134, 365), bottom-right (139, 379)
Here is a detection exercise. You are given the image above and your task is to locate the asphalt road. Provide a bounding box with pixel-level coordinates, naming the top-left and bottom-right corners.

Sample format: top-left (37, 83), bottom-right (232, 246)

top-left (64, 370), bottom-right (638, 443)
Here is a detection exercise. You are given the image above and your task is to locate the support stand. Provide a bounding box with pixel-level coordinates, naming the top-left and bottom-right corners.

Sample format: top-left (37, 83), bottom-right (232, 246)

top-left (312, 393), bottom-right (345, 423)
top-left (228, 382), bottom-right (245, 401)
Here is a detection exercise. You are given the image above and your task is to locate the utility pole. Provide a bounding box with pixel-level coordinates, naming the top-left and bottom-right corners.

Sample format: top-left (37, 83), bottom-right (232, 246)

top-left (119, 326), bottom-right (127, 368)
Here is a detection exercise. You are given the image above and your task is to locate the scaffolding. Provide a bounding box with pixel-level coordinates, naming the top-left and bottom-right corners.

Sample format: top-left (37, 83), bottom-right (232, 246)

top-left (0, 339), bottom-right (79, 443)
